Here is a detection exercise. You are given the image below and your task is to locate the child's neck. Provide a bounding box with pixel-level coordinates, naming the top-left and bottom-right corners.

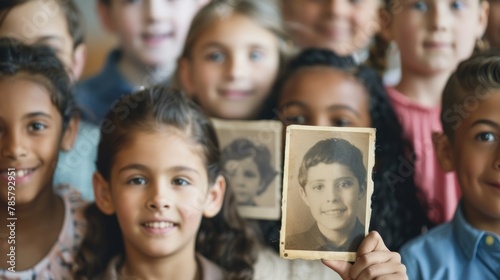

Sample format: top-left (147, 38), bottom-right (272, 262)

top-left (123, 245), bottom-right (199, 280)
top-left (0, 184), bottom-right (64, 270)
top-left (464, 204), bottom-right (500, 236)
top-left (395, 66), bottom-right (453, 108)
top-left (118, 53), bottom-right (175, 89)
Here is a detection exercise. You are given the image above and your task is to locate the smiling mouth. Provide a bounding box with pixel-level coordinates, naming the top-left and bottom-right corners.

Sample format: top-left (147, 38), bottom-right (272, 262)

top-left (322, 209), bottom-right (346, 215)
top-left (142, 32), bottom-right (173, 44)
top-left (143, 221), bottom-right (177, 229)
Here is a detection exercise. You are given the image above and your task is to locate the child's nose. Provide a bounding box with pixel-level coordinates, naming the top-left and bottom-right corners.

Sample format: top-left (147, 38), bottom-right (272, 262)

top-left (1, 130), bottom-right (27, 160)
top-left (327, 0), bottom-right (351, 18)
top-left (326, 185), bottom-right (340, 202)
top-left (145, 0), bottom-right (170, 22)
top-left (428, 4), bottom-right (452, 31)
top-left (226, 54), bottom-right (249, 80)
top-left (146, 186), bottom-right (172, 211)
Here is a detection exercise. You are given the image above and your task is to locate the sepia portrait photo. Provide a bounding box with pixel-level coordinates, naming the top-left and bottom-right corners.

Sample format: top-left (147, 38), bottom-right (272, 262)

top-left (280, 125), bottom-right (375, 262)
top-left (212, 118), bottom-right (283, 220)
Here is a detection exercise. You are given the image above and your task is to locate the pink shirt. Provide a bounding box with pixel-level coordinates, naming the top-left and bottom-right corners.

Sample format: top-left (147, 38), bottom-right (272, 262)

top-left (0, 185), bottom-right (87, 279)
top-left (387, 87), bottom-right (460, 223)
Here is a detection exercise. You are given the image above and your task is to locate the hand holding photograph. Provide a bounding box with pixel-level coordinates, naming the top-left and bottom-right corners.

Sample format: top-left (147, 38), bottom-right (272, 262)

top-left (280, 125), bottom-right (375, 262)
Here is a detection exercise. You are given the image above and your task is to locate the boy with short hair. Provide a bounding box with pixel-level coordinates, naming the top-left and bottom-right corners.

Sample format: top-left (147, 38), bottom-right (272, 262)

top-left (400, 51), bottom-right (500, 279)
top-left (0, 0), bottom-right (98, 200)
top-left (0, 0), bottom-right (86, 80)
top-left (286, 138), bottom-right (367, 252)
top-left (76, 0), bottom-right (209, 124)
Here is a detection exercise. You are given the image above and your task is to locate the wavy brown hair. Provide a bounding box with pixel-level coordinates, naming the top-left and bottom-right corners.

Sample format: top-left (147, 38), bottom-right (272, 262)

top-left (76, 86), bottom-right (259, 279)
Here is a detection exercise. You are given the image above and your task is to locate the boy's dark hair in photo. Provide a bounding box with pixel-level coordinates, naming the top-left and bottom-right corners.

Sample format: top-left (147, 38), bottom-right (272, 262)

top-left (298, 138), bottom-right (366, 192)
top-left (441, 49), bottom-right (500, 139)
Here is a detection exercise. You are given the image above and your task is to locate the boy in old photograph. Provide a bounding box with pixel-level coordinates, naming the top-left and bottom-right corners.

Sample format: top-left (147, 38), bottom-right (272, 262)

top-left (287, 138), bottom-right (366, 252)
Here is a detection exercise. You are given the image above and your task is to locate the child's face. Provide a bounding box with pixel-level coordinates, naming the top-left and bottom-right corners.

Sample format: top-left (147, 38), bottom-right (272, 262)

top-left (100, 0), bottom-right (203, 68)
top-left (224, 156), bottom-right (261, 205)
top-left (438, 90), bottom-right (500, 228)
top-left (180, 14), bottom-right (280, 120)
top-left (486, 0), bottom-right (500, 48)
top-left (385, 0), bottom-right (488, 74)
top-left (98, 130), bottom-right (223, 260)
top-left (0, 76), bottom-right (75, 205)
top-left (0, 0), bottom-right (85, 80)
top-left (278, 67), bottom-right (371, 127)
top-left (300, 162), bottom-right (363, 233)
top-left (283, 0), bottom-right (380, 55)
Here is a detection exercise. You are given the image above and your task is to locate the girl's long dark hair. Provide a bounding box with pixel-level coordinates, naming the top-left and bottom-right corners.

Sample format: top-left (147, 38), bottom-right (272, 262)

top-left (76, 87), bottom-right (258, 279)
top-left (265, 48), bottom-right (434, 251)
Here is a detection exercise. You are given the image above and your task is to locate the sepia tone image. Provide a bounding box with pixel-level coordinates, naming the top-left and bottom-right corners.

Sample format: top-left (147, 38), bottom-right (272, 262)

top-left (212, 118), bottom-right (283, 220)
top-left (280, 125), bottom-right (376, 262)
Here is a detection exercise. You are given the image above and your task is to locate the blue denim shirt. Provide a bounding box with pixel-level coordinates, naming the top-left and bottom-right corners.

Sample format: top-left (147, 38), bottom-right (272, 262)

top-left (401, 202), bottom-right (500, 280)
top-left (74, 49), bottom-right (134, 125)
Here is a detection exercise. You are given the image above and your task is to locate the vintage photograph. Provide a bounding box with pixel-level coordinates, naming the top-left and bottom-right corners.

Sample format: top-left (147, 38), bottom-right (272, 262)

top-left (280, 125), bottom-right (376, 262)
top-left (212, 118), bottom-right (283, 220)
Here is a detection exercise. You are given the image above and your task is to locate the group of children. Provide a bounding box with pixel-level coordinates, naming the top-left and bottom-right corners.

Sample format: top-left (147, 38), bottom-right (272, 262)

top-left (0, 0), bottom-right (498, 279)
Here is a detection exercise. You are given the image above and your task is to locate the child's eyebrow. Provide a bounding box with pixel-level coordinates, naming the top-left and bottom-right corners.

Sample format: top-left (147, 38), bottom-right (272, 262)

top-left (327, 105), bottom-right (361, 116)
top-left (118, 164), bottom-right (148, 174)
top-left (471, 119), bottom-right (500, 129)
top-left (201, 42), bottom-right (225, 50)
top-left (23, 112), bottom-right (52, 120)
top-left (278, 100), bottom-right (307, 110)
top-left (118, 164), bottom-right (201, 176)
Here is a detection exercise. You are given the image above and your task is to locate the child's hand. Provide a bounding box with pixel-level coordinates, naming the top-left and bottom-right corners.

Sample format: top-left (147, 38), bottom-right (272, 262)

top-left (321, 231), bottom-right (407, 280)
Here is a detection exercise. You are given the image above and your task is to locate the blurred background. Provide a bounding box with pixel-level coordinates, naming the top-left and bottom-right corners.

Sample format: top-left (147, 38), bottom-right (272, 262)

top-left (75, 1), bottom-right (115, 79)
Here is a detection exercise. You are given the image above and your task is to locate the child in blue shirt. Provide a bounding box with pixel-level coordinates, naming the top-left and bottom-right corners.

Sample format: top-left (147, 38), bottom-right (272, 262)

top-left (400, 50), bottom-right (500, 279)
top-left (76, 0), bottom-right (208, 124)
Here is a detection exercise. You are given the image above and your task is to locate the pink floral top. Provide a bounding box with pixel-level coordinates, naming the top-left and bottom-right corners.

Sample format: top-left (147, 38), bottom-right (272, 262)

top-left (0, 185), bottom-right (87, 279)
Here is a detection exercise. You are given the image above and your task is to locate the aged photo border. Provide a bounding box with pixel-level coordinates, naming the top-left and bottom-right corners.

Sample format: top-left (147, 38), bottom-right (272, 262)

top-left (212, 118), bottom-right (283, 220)
top-left (280, 125), bottom-right (376, 262)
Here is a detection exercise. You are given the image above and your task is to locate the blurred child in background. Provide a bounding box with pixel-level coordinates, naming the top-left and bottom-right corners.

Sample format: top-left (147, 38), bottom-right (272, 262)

top-left (401, 50), bottom-right (500, 280)
top-left (77, 0), bottom-right (209, 124)
top-left (281, 0), bottom-right (381, 60)
top-left (0, 0), bottom-right (98, 201)
top-left (0, 38), bottom-right (86, 279)
top-left (370, 0), bottom-right (489, 223)
top-left (178, 0), bottom-right (293, 120)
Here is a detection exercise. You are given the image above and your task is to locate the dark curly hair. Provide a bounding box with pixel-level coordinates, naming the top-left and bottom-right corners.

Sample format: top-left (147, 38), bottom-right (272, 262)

top-left (76, 87), bottom-right (259, 280)
top-left (0, 37), bottom-right (75, 127)
top-left (262, 48), bottom-right (434, 251)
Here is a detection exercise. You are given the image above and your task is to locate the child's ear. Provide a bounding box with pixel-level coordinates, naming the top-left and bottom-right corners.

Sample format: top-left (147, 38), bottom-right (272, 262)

top-left (93, 172), bottom-right (115, 215)
top-left (203, 175), bottom-right (226, 218)
top-left (97, 2), bottom-right (116, 33)
top-left (70, 43), bottom-right (87, 81)
top-left (299, 187), bottom-right (310, 207)
top-left (61, 117), bottom-right (79, 152)
top-left (179, 58), bottom-right (196, 95)
top-left (434, 132), bottom-right (456, 172)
